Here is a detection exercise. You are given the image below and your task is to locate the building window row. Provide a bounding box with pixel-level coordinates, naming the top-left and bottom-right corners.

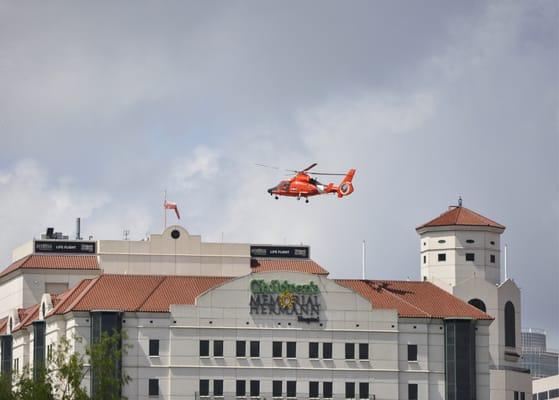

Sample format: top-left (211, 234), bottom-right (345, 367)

top-left (211, 380), bottom-right (370, 399)
top-left (201, 340), bottom-right (364, 360)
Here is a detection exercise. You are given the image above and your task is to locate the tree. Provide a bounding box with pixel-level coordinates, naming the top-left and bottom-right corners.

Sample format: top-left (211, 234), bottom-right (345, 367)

top-left (87, 330), bottom-right (131, 400)
top-left (2, 330), bottom-right (131, 400)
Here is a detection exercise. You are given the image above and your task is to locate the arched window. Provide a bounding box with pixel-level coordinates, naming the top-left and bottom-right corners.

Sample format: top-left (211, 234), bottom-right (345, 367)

top-left (505, 301), bottom-right (516, 347)
top-left (468, 298), bottom-right (486, 313)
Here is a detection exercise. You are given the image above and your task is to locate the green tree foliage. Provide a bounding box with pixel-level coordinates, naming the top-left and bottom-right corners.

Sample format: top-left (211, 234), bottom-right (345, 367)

top-left (87, 330), bottom-right (131, 400)
top-left (0, 330), bottom-right (130, 400)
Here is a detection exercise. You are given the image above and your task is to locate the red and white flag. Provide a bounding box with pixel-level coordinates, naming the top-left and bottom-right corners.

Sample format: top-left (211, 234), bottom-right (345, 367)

top-left (164, 200), bottom-right (180, 219)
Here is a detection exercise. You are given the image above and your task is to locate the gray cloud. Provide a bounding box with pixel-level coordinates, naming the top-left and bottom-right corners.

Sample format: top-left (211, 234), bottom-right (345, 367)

top-left (0, 1), bottom-right (557, 346)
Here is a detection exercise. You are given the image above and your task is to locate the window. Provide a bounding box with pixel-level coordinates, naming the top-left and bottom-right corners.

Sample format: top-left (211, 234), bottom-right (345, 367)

top-left (213, 340), bottom-right (223, 357)
top-left (408, 383), bottom-right (418, 400)
top-left (520, 392), bottom-right (525, 400)
top-left (199, 340), bottom-right (209, 357)
top-left (438, 239), bottom-right (446, 244)
top-left (149, 339), bottom-right (159, 356)
top-left (149, 379), bottom-right (159, 396)
top-left (47, 344), bottom-right (53, 361)
top-left (408, 344), bottom-right (418, 361)
top-left (309, 381), bottom-right (319, 398)
top-left (199, 380), bottom-right (209, 396)
top-left (438, 253), bottom-right (446, 262)
top-left (345, 343), bottom-right (355, 359)
top-left (359, 382), bottom-right (369, 399)
top-left (13, 358), bottom-right (19, 374)
top-left (273, 341), bottom-right (282, 358)
top-left (423, 255), bottom-right (426, 264)
top-left (490, 241), bottom-right (495, 245)
top-left (250, 341), bottom-right (260, 357)
top-left (323, 342), bottom-right (333, 359)
top-left (236, 340), bottom-right (246, 357)
top-left (505, 301), bottom-right (516, 347)
top-left (286, 381), bottom-right (296, 397)
top-left (273, 381), bottom-right (282, 397)
top-left (309, 342), bottom-right (319, 359)
top-left (549, 389), bottom-right (559, 397)
top-left (359, 343), bottom-right (369, 360)
top-left (286, 342), bottom-right (296, 358)
top-left (490, 254), bottom-right (496, 263)
top-left (465, 253), bottom-right (475, 261)
top-left (236, 380), bottom-right (246, 396)
top-left (515, 392), bottom-right (519, 400)
top-left (214, 380), bottom-right (223, 396)
top-left (250, 380), bottom-right (260, 396)
top-left (345, 382), bottom-right (355, 399)
top-left (466, 239), bottom-right (475, 244)
top-left (468, 298), bottom-right (487, 313)
top-left (323, 382), bottom-right (333, 398)
top-left (538, 392), bottom-right (548, 400)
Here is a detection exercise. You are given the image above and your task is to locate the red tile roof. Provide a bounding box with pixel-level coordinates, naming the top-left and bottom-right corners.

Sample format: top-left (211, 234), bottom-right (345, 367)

top-left (251, 259), bottom-right (329, 275)
top-left (0, 317), bottom-right (7, 334)
top-left (13, 274), bottom-right (491, 331)
top-left (416, 206), bottom-right (505, 230)
top-left (0, 255), bottom-right (100, 279)
top-left (12, 304), bottom-right (40, 332)
top-left (336, 279), bottom-right (493, 320)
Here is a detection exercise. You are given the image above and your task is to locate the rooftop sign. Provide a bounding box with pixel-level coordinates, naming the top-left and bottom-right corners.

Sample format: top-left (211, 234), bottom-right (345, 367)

top-left (34, 240), bottom-right (96, 254)
top-left (250, 245), bottom-right (309, 259)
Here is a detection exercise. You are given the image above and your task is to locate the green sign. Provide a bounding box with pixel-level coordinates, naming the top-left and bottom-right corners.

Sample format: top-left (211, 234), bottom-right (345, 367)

top-left (250, 279), bottom-right (320, 295)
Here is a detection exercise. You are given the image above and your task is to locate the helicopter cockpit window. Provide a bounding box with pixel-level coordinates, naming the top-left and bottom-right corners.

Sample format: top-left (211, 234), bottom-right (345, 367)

top-left (279, 181), bottom-right (290, 190)
top-left (309, 178), bottom-right (323, 186)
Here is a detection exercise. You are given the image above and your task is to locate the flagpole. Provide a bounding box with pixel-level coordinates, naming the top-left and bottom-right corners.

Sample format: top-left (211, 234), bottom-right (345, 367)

top-left (164, 190), bottom-right (167, 230)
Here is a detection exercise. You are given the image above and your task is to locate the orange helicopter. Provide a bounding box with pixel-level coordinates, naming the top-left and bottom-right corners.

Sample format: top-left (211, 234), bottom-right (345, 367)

top-left (259, 163), bottom-right (356, 203)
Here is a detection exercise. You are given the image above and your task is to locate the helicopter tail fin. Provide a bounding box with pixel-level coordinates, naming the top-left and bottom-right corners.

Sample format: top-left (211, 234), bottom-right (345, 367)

top-left (337, 169), bottom-right (356, 197)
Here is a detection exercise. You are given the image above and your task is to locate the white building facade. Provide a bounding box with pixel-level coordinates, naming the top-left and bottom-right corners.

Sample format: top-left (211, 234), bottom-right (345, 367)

top-left (0, 203), bottom-right (537, 399)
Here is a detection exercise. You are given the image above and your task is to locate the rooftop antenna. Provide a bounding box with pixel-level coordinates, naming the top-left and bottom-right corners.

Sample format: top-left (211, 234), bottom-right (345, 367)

top-left (458, 196), bottom-right (463, 207)
top-left (123, 229), bottom-right (130, 241)
top-left (504, 243), bottom-right (508, 282)
top-left (75, 218), bottom-right (82, 240)
top-left (362, 240), bottom-right (366, 280)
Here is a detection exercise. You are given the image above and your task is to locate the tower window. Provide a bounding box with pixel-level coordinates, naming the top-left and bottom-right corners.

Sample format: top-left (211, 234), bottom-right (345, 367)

top-left (408, 344), bottom-right (418, 361)
top-left (199, 340), bottom-right (209, 357)
top-left (149, 339), bottom-right (159, 356)
top-left (466, 239), bottom-right (475, 244)
top-left (490, 254), bottom-right (496, 263)
top-left (505, 301), bottom-right (516, 347)
top-left (438, 239), bottom-right (446, 244)
top-left (423, 255), bottom-right (426, 264)
top-left (468, 298), bottom-right (487, 312)
top-left (490, 241), bottom-right (495, 245)
top-left (438, 253), bottom-right (446, 262)
top-left (465, 253), bottom-right (475, 261)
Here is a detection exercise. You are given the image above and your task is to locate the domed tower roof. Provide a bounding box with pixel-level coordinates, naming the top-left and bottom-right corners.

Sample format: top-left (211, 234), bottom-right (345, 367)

top-left (416, 204), bottom-right (505, 233)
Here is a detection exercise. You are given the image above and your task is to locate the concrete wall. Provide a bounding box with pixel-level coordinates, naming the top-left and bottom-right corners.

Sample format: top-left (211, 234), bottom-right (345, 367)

top-left (98, 225), bottom-right (251, 277)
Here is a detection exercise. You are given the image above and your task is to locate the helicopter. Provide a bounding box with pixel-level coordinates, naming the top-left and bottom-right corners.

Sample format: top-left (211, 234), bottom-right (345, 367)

top-left (259, 163), bottom-right (356, 203)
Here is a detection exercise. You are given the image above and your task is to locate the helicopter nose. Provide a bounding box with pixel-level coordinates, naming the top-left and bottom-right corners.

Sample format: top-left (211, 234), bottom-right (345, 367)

top-left (267, 188), bottom-right (273, 194)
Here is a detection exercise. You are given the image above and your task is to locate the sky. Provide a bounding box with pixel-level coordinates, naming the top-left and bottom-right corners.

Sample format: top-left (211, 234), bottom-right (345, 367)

top-left (0, 1), bottom-right (558, 347)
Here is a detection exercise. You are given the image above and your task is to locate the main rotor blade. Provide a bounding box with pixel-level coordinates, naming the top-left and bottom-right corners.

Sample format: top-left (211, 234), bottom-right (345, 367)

top-left (302, 163), bottom-right (318, 172)
top-left (255, 163), bottom-right (280, 170)
top-left (311, 172), bottom-right (346, 176)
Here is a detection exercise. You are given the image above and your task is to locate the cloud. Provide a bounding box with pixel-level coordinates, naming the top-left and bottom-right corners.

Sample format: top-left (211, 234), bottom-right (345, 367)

top-left (0, 160), bottom-right (110, 263)
top-left (169, 146), bottom-right (220, 190)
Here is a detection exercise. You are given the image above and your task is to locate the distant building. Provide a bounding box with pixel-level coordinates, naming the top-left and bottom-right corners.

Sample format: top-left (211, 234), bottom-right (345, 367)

top-left (522, 329), bottom-right (559, 378)
top-left (532, 374), bottom-right (559, 399)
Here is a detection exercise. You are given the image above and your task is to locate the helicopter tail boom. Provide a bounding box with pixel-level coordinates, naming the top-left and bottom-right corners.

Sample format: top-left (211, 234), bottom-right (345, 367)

top-left (336, 169), bottom-right (356, 197)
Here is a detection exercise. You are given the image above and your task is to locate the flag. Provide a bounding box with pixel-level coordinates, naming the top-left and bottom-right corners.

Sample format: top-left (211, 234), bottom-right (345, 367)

top-left (164, 200), bottom-right (180, 219)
